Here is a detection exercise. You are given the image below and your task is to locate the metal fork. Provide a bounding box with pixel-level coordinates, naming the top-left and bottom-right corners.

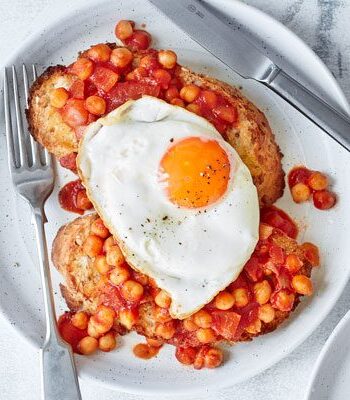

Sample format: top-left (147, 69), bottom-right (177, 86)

top-left (4, 65), bottom-right (82, 400)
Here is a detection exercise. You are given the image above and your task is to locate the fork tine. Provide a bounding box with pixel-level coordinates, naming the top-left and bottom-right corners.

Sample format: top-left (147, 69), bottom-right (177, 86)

top-left (32, 64), bottom-right (37, 80)
top-left (23, 64), bottom-right (40, 166)
top-left (4, 68), bottom-right (17, 169)
top-left (31, 64), bottom-right (48, 166)
top-left (12, 65), bottom-right (28, 167)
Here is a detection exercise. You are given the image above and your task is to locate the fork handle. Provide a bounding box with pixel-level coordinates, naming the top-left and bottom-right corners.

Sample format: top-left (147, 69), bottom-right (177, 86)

top-left (32, 207), bottom-right (82, 400)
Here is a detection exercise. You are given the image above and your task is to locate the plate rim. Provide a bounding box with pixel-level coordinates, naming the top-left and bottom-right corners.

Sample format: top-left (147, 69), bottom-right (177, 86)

top-left (0, 0), bottom-right (349, 395)
top-left (304, 309), bottom-right (350, 400)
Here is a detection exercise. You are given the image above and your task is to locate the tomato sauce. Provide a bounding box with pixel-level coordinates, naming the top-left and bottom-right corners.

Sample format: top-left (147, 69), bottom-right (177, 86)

top-left (58, 179), bottom-right (92, 214)
top-left (58, 313), bottom-right (88, 353)
top-left (260, 206), bottom-right (298, 239)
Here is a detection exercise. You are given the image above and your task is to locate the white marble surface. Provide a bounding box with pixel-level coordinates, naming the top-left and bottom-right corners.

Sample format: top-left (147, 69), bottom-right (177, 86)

top-left (1, 0), bottom-right (350, 399)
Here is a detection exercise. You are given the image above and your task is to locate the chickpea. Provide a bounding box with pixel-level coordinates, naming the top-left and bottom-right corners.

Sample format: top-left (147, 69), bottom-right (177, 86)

top-left (71, 311), bottom-right (89, 330)
top-left (98, 331), bottom-right (117, 352)
top-left (109, 266), bottom-right (130, 286)
top-left (121, 280), bottom-right (144, 302)
top-left (94, 255), bottom-right (111, 275)
top-left (88, 306), bottom-right (115, 337)
top-left (170, 98), bottom-right (185, 107)
top-left (164, 86), bottom-right (180, 102)
top-left (196, 328), bottom-right (216, 344)
top-left (70, 57), bottom-right (94, 80)
top-left (83, 234), bottom-right (104, 258)
top-left (76, 190), bottom-right (93, 210)
top-left (50, 87), bottom-right (69, 108)
top-left (259, 223), bottom-right (273, 240)
top-left (292, 275), bottom-right (313, 295)
top-left (106, 245), bottom-right (124, 267)
top-left (85, 95), bottom-right (106, 115)
top-left (103, 236), bottom-right (116, 253)
top-left (152, 68), bottom-right (172, 89)
top-left (87, 318), bottom-right (102, 338)
top-left (179, 84), bottom-right (200, 103)
top-left (301, 242), bottom-right (320, 267)
top-left (110, 47), bottom-right (133, 68)
top-left (308, 171), bottom-right (328, 191)
top-left (232, 288), bottom-right (249, 307)
top-left (285, 254), bottom-right (303, 273)
top-left (133, 343), bottom-right (159, 359)
top-left (253, 280), bottom-right (272, 305)
top-left (87, 44), bottom-right (112, 62)
top-left (158, 50), bottom-right (177, 69)
top-left (245, 318), bottom-right (262, 334)
top-left (115, 20), bottom-right (134, 40)
top-left (204, 347), bottom-right (223, 369)
top-left (183, 318), bottom-right (198, 332)
top-left (214, 291), bottom-right (235, 310)
top-left (291, 182), bottom-right (311, 203)
top-left (273, 290), bottom-right (295, 312)
top-left (201, 90), bottom-right (217, 108)
top-left (175, 346), bottom-right (197, 365)
top-left (155, 321), bottom-right (176, 339)
top-left (119, 309), bottom-right (137, 330)
top-left (154, 306), bottom-right (172, 323)
top-left (258, 304), bottom-right (275, 323)
top-left (133, 271), bottom-right (149, 286)
top-left (146, 338), bottom-right (164, 347)
top-left (154, 290), bottom-right (171, 309)
top-left (139, 54), bottom-right (158, 70)
top-left (90, 218), bottom-right (109, 238)
top-left (193, 310), bottom-right (212, 329)
top-left (77, 336), bottom-right (98, 355)
top-left (186, 103), bottom-right (201, 115)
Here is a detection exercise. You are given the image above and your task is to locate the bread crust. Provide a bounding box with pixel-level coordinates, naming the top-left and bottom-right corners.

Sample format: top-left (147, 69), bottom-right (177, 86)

top-left (27, 43), bottom-right (284, 205)
top-left (52, 213), bottom-right (312, 345)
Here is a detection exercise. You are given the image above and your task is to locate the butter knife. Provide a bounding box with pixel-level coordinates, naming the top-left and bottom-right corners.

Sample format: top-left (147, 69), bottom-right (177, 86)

top-left (148, 0), bottom-right (350, 152)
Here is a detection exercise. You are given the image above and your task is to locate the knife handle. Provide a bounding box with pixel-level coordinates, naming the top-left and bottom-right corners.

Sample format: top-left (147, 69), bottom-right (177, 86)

top-left (267, 69), bottom-right (350, 152)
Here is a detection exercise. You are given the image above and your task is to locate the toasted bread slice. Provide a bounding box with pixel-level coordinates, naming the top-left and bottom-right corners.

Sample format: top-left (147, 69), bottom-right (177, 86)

top-left (27, 43), bottom-right (284, 205)
top-left (52, 213), bottom-right (312, 345)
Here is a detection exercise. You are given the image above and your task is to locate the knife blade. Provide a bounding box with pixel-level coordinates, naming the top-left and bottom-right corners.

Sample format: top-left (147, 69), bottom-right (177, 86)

top-left (148, 0), bottom-right (350, 152)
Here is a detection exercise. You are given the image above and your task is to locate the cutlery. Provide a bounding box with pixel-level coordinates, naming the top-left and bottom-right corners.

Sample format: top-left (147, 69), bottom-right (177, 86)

top-left (149, 0), bottom-right (350, 152)
top-left (4, 65), bottom-right (82, 400)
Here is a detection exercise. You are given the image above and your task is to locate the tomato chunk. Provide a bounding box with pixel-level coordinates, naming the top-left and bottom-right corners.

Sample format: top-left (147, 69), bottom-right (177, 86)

top-left (59, 153), bottom-right (77, 173)
top-left (260, 206), bottom-right (298, 239)
top-left (61, 99), bottom-right (89, 127)
top-left (211, 310), bottom-right (241, 341)
top-left (106, 81), bottom-right (160, 111)
top-left (313, 190), bottom-right (336, 210)
top-left (58, 179), bottom-right (90, 214)
top-left (69, 79), bottom-right (85, 99)
top-left (244, 256), bottom-right (263, 282)
top-left (124, 30), bottom-right (151, 50)
top-left (90, 66), bottom-right (119, 92)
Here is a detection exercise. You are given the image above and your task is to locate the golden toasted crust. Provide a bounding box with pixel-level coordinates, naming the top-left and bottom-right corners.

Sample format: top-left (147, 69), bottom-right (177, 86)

top-left (26, 66), bottom-right (78, 158)
top-left (27, 43), bottom-right (284, 205)
top-left (52, 213), bottom-right (312, 344)
top-left (52, 213), bottom-right (101, 314)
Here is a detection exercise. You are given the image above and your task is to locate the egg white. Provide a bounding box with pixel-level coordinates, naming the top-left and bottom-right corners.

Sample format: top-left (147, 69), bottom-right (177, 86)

top-left (78, 96), bottom-right (259, 319)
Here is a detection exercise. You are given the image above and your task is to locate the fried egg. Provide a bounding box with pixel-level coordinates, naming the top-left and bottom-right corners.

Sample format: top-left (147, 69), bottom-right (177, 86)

top-left (78, 96), bottom-right (259, 319)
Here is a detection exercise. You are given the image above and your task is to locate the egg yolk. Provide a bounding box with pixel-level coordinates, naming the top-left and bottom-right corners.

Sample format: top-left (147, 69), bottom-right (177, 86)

top-left (159, 136), bottom-right (231, 208)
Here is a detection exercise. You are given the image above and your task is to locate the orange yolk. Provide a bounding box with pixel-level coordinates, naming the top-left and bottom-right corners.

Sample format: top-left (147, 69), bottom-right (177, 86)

top-left (159, 136), bottom-right (231, 208)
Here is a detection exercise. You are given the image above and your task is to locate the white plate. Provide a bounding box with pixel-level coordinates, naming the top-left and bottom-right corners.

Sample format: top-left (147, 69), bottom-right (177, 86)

top-left (1, 0), bottom-right (350, 396)
top-left (305, 310), bottom-right (350, 400)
